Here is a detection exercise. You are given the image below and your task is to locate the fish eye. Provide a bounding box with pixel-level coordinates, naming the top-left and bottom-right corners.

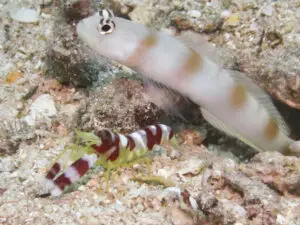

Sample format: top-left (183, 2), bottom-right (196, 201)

top-left (98, 20), bottom-right (115, 35)
top-left (98, 9), bottom-right (115, 35)
top-left (102, 24), bottom-right (111, 32)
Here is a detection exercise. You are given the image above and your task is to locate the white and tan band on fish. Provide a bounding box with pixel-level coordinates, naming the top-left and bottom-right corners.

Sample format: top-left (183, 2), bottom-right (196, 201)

top-left (76, 9), bottom-right (300, 156)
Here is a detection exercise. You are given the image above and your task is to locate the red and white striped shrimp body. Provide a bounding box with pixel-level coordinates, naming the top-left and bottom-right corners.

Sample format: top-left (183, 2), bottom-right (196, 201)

top-left (93, 124), bottom-right (174, 165)
top-left (45, 154), bottom-right (97, 196)
top-left (45, 124), bottom-right (173, 196)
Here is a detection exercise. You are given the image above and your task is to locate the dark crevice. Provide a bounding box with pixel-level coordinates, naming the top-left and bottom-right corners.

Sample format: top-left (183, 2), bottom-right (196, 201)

top-left (273, 98), bottom-right (300, 140)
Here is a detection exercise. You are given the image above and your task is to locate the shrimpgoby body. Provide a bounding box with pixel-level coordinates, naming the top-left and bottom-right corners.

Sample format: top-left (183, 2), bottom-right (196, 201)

top-left (76, 9), bottom-right (300, 155)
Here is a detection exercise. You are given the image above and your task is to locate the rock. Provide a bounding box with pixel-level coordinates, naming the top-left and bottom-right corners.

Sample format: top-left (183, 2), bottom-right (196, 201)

top-left (220, 10), bottom-right (232, 19)
top-left (197, 191), bottom-right (217, 211)
top-left (187, 10), bottom-right (202, 18)
top-left (0, 157), bottom-right (17, 172)
top-left (5, 71), bottom-right (24, 84)
top-left (223, 171), bottom-right (278, 204)
top-left (0, 81), bottom-right (39, 155)
top-left (10, 7), bottom-right (40, 23)
top-left (262, 4), bottom-right (275, 17)
top-left (57, 103), bottom-right (82, 130)
top-left (240, 152), bottom-right (300, 195)
top-left (0, 103), bottom-right (19, 120)
top-left (44, 1), bottom-right (110, 88)
top-left (177, 157), bottom-right (206, 181)
top-left (79, 78), bottom-right (163, 133)
top-left (178, 129), bottom-right (204, 146)
top-left (61, 0), bottom-right (94, 22)
top-left (217, 199), bottom-right (247, 224)
top-left (0, 119), bottom-right (35, 155)
top-left (211, 158), bottom-right (236, 171)
top-left (191, 153), bottom-right (299, 224)
top-left (224, 13), bottom-right (240, 27)
top-left (167, 204), bottom-right (195, 225)
top-left (46, 18), bottom-right (108, 87)
top-left (129, 6), bottom-right (158, 25)
top-left (170, 7), bottom-right (223, 33)
top-left (240, 0), bottom-right (257, 10)
top-left (196, 188), bottom-right (248, 224)
top-left (24, 94), bottom-right (57, 127)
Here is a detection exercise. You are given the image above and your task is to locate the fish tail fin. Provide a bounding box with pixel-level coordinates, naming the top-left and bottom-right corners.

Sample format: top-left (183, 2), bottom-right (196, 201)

top-left (228, 70), bottom-right (290, 136)
top-left (201, 69), bottom-right (292, 153)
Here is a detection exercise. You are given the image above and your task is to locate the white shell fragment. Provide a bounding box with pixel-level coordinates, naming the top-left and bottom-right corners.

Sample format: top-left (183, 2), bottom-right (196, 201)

top-left (187, 10), bottom-right (202, 18)
top-left (289, 141), bottom-right (300, 154)
top-left (24, 94), bottom-right (57, 126)
top-left (10, 7), bottom-right (40, 23)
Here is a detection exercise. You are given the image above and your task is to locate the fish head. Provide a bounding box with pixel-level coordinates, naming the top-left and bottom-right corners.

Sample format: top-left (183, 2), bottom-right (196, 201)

top-left (76, 9), bottom-right (147, 63)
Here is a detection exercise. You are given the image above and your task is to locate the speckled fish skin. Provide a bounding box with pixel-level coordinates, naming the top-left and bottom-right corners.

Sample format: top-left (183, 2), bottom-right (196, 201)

top-left (76, 10), bottom-right (300, 155)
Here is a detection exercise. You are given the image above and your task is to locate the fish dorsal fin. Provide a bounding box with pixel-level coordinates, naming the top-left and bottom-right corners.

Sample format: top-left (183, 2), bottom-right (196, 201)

top-left (177, 30), bottom-right (220, 64)
top-left (200, 107), bottom-right (264, 152)
top-left (229, 70), bottom-right (290, 136)
top-left (143, 78), bottom-right (198, 122)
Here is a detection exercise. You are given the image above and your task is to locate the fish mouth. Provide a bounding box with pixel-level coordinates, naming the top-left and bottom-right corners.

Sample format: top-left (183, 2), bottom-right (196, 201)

top-left (76, 20), bottom-right (86, 40)
top-left (76, 15), bottom-right (101, 49)
top-left (76, 18), bottom-right (90, 41)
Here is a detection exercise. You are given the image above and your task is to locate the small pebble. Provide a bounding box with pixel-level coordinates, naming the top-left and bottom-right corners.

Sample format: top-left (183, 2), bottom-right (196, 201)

top-left (187, 10), bottom-right (202, 18)
top-left (249, 22), bottom-right (259, 33)
top-left (10, 8), bottom-right (40, 23)
top-left (6, 71), bottom-right (24, 84)
top-left (179, 129), bottom-right (203, 145)
top-left (289, 141), bottom-right (300, 154)
top-left (136, 203), bottom-right (144, 211)
top-left (224, 14), bottom-right (240, 27)
top-left (276, 214), bottom-right (286, 225)
top-left (24, 94), bottom-right (57, 126)
top-left (262, 5), bottom-right (274, 17)
top-left (120, 5), bottom-right (131, 15)
top-left (221, 10), bottom-right (231, 19)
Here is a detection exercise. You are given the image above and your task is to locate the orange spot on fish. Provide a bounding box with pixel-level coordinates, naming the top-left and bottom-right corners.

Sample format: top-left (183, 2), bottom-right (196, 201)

top-left (184, 49), bottom-right (202, 75)
top-left (264, 117), bottom-right (279, 140)
top-left (230, 83), bottom-right (247, 108)
top-left (125, 32), bottom-right (158, 67)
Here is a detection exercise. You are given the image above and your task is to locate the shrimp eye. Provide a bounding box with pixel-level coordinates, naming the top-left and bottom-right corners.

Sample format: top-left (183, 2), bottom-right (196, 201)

top-left (98, 9), bottom-right (115, 35)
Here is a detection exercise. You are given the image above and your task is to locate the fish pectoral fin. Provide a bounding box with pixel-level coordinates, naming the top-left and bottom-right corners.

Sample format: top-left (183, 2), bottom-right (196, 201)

top-left (200, 107), bottom-right (263, 152)
top-left (143, 77), bottom-right (199, 121)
